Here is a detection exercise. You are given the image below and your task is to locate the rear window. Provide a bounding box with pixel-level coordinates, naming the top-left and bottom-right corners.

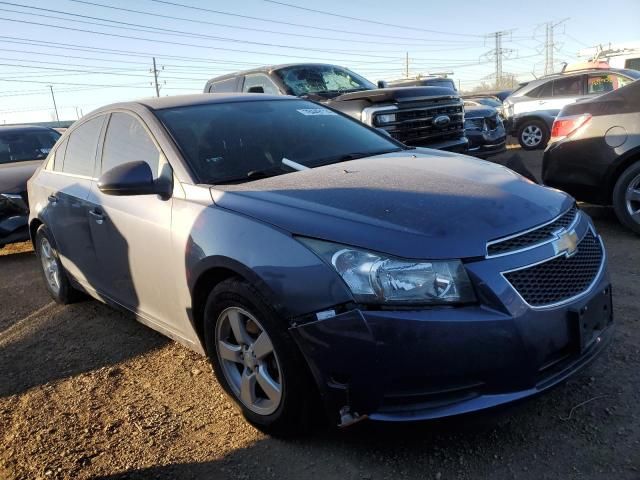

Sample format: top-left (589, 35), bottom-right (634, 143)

top-left (0, 129), bottom-right (60, 164)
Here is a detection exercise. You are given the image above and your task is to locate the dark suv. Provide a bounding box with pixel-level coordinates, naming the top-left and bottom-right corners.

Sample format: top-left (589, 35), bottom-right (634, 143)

top-left (205, 63), bottom-right (468, 153)
top-left (503, 68), bottom-right (640, 150)
top-left (543, 78), bottom-right (640, 234)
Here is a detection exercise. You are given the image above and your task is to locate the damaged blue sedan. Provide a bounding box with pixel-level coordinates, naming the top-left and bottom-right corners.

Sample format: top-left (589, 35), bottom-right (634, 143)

top-left (28, 94), bottom-right (612, 436)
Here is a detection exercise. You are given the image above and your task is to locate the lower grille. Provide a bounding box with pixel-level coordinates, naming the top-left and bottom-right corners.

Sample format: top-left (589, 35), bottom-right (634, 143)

top-left (503, 230), bottom-right (604, 307)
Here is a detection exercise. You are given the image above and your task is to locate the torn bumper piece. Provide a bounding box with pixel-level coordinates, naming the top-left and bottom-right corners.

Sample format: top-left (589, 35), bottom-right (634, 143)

top-left (289, 298), bottom-right (612, 424)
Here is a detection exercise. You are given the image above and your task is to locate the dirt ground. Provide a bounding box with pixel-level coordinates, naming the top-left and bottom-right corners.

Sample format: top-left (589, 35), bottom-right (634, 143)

top-left (1, 147), bottom-right (639, 480)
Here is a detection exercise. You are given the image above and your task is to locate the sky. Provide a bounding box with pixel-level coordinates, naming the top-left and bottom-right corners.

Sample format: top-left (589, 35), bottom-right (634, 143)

top-left (0, 0), bottom-right (638, 124)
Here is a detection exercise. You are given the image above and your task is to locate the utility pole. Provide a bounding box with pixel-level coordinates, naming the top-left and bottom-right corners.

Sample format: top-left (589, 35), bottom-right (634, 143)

top-left (405, 52), bottom-right (409, 79)
top-left (48, 85), bottom-right (59, 122)
top-left (152, 57), bottom-right (161, 97)
top-left (543, 18), bottom-right (569, 75)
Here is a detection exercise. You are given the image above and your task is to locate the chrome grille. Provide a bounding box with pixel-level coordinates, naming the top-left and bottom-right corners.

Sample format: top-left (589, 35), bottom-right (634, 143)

top-left (503, 230), bottom-right (603, 307)
top-left (487, 205), bottom-right (579, 257)
top-left (376, 100), bottom-right (465, 146)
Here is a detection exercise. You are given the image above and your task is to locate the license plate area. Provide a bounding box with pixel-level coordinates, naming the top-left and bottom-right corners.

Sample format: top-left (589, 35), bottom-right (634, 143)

top-left (569, 286), bottom-right (613, 352)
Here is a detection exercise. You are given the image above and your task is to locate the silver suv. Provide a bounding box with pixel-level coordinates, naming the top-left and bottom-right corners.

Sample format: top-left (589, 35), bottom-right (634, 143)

top-left (503, 68), bottom-right (639, 149)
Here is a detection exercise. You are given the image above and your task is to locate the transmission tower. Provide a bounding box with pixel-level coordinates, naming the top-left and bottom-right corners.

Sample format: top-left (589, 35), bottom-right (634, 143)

top-left (541, 18), bottom-right (569, 75)
top-left (481, 31), bottom-right (514, 89)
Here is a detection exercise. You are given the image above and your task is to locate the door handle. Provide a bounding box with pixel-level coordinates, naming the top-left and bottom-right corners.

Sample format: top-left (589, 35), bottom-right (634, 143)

top-left (47, 195), bottom-right (58, 204)
top-left (89, 209), bottom-right (105, 225)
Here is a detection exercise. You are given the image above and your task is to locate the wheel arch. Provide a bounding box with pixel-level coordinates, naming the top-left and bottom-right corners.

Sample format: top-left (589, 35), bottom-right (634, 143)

top-left (605, 146), bottom-right (640, 202)
top-left (29, 218), bottom-right (44, 251)
top-left (188, 256), bottom-right (287, 353)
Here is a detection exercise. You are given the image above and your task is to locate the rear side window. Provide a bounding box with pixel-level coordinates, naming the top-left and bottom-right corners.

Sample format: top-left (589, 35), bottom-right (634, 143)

top-left (242, 74), bottom-right (279, 95)
top-left (63, 116), bottom-right (104, 177)
top-left (101, 113), bottom-right (160, 177)
top-left (53, 137), bottom-right (68, 171)
top-left (207, 77), bottom-right (239, 93)
top-left (552, 76), bottom-right (582, 96)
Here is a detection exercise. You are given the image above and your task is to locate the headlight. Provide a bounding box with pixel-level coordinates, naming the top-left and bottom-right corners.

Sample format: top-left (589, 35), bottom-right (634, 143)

top-left (375, 113), bottom-right (396, 125)
top-left (299, 238), bottom-right (476, 305)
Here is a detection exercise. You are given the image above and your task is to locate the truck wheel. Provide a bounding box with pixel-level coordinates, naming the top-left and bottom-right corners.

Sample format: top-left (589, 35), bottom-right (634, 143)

top-left (612, 161), bottom-right (640, 235)
top-left (35, 225), bottom-right (84, 303)
top-left (203, 278), bottom-right (318, 436)
top-left (517, 119), bottom-right (549, 150)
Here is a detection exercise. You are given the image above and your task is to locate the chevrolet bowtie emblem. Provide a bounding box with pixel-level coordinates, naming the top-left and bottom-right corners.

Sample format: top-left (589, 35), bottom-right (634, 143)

top-left (552, 229), bottom-right (579, 257)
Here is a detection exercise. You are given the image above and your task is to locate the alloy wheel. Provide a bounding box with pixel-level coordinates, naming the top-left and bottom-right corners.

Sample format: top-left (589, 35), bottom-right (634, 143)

top-left (215, 306), bottom-right (283, 416)
top-left (625, 173), bottom-right (640, 224)
top-left (521, 124), bottom-right (543, 147)
top-left (40, 237), bottom-right (61, 295)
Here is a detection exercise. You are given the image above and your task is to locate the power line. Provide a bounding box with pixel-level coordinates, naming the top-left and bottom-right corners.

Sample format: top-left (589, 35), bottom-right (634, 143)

top-left (144, 0), bottom-right (483, 43)
top-left (0, 5), bottom-right (406, 59)
top-left (262, 0), bottom-right (483, 38)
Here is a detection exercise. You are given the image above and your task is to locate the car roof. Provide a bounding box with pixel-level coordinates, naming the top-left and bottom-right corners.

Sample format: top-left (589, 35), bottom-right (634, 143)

top-left (91, 93), bottom-right (295, 113)
top-left (206, 63), bottom-right (353, 83)
top-left (0, 125), bottom-right (58, 133)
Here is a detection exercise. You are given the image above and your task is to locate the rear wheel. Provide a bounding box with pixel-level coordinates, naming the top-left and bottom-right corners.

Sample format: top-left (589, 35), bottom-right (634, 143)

top-left (35, 225), bottom-right (83, 303)
top-left (612, 161), bottom-right (640, 234)
top-left (517, 119), bottom-right (549, 150)
top-left (203, 278), bottom-right (318, 436)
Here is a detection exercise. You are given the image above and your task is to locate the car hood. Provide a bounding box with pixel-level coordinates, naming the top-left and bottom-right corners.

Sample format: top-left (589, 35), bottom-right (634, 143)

top-left (332, 86), bottom-right (458, 104)
top-left (464, 105), bottom-right (497, 118)
top-left (210, 151), bottom-right (571, 259)
top-left (0, 160), bottom-right (42, 193)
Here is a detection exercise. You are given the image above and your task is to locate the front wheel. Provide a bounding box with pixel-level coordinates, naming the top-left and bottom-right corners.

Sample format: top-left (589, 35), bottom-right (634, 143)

top-left (517, 119), bottom-right (549, 150)
top-left (35, 225), bottom-right (83, 303)
top-left (612, 161), bottom-right (640, 234)
top-left (203, 278), bottom-right (318, 436)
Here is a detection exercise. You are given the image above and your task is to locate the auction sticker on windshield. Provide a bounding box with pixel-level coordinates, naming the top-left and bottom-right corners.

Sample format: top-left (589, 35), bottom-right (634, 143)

top-left (296, 108), bottom-right (338, 116)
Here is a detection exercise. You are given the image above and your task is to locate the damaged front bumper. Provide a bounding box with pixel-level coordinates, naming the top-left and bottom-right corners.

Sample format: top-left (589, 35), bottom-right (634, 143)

top-left (289, 281), bottom-right (613, 425)
top-left (0, 193), bottom-right (30, 246)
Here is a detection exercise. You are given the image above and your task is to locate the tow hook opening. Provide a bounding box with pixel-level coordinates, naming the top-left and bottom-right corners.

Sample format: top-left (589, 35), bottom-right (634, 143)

top-left (338, 406), bottom-right (369, 428)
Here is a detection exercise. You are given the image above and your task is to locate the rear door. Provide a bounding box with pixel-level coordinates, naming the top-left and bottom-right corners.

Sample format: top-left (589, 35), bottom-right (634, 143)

top-left (87, 111), bottom-right (176, 327)
top-left (39, 115), bottom-right (106, 287)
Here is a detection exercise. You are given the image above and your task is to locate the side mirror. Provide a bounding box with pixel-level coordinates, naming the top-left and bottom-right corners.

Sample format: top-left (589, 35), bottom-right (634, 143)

top-left (377, 80), bottom-right (388, 89)
top-left (98, 161), bottom-right (170, 198)
top-left (247, 86), bottom-right (265, 93)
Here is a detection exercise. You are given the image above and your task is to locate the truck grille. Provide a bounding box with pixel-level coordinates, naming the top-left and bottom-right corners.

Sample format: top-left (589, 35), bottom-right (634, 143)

top-left (487, 205), bottom-right (579, 257)
top-left (376, 99), bottom-right (464, 146)
top-left (503, 230), bottom-right (604, 307)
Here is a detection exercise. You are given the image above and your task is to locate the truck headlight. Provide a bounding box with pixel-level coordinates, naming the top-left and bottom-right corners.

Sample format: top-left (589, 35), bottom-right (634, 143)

top-left (298, 238), bottom-right (476, 305)
top-left (375, 113), bottom-right (396, 125)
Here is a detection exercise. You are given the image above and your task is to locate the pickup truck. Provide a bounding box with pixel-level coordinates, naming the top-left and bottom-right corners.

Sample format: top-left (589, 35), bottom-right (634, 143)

top-left (204, 63), bottom-right (468, 153)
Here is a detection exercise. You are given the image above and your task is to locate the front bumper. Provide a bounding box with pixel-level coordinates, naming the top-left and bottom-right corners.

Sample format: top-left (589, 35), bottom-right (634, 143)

top-left (466, 127), bottom-right (507, 158)
top-left (408, 136), bottom-right (469, 153)
top-left (290, 215), bottom-right (612, 424)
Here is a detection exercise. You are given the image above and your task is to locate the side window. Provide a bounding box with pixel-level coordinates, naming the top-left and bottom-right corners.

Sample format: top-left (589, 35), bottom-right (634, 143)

top-left (53, 137), bottom-right (68, 172)
top-left (527, 81), bottom-right (552, 98)
top-left (552, 76), bottom-right (582, 97)
top-left (208, 77), bottom-right (239, 93)
top-left (63, 116), bottom-right (104, 177)
top-left (101, 113), bottom-right (160, 177)
top-left (587, 73), bottom-right (633, 94)
top-left (242, 74), bottom-right (279, 95)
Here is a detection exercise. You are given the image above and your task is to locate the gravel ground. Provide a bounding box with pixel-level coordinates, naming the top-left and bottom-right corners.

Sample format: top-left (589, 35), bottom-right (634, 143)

top-left (1, 147), bottom-right (639, 480)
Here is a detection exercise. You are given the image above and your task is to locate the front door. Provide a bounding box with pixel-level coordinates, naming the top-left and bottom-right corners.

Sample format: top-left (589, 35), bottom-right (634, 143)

top-left (87, 112), bottom-right (176, 329)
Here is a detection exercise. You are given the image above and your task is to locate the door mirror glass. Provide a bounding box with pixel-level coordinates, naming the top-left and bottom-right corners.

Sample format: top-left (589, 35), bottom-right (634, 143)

top-left (98, 161), bottom-right (166, 197)
top-left (377, 80), bottom-right (388, 89)
top-left (247, 86), bottom-right (265, 93)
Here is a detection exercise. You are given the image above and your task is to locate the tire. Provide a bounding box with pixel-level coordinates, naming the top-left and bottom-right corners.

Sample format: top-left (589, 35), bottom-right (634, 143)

top-left (203, 278), bottom-right (318, 436)
top-left (35, 225), bottom-right (83, 304)
top-left (517, 119), bottom-right (550, 150)
top-left (612, 161), bottom-right (640, 235)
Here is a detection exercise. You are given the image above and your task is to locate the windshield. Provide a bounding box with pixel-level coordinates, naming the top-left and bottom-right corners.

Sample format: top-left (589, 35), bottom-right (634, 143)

top-left (473, 98), bottom-right (502, 107)
top-left (274, 65), bottom-right (376, 97)
top-left (157, 99), bottom-right (403, 185)
top-left (0, 129), bottom-right (60, 164)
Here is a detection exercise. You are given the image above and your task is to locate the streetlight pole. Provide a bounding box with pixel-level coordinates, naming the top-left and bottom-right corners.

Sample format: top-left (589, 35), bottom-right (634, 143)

top-left (48, 85), bottom-right (59, 122)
